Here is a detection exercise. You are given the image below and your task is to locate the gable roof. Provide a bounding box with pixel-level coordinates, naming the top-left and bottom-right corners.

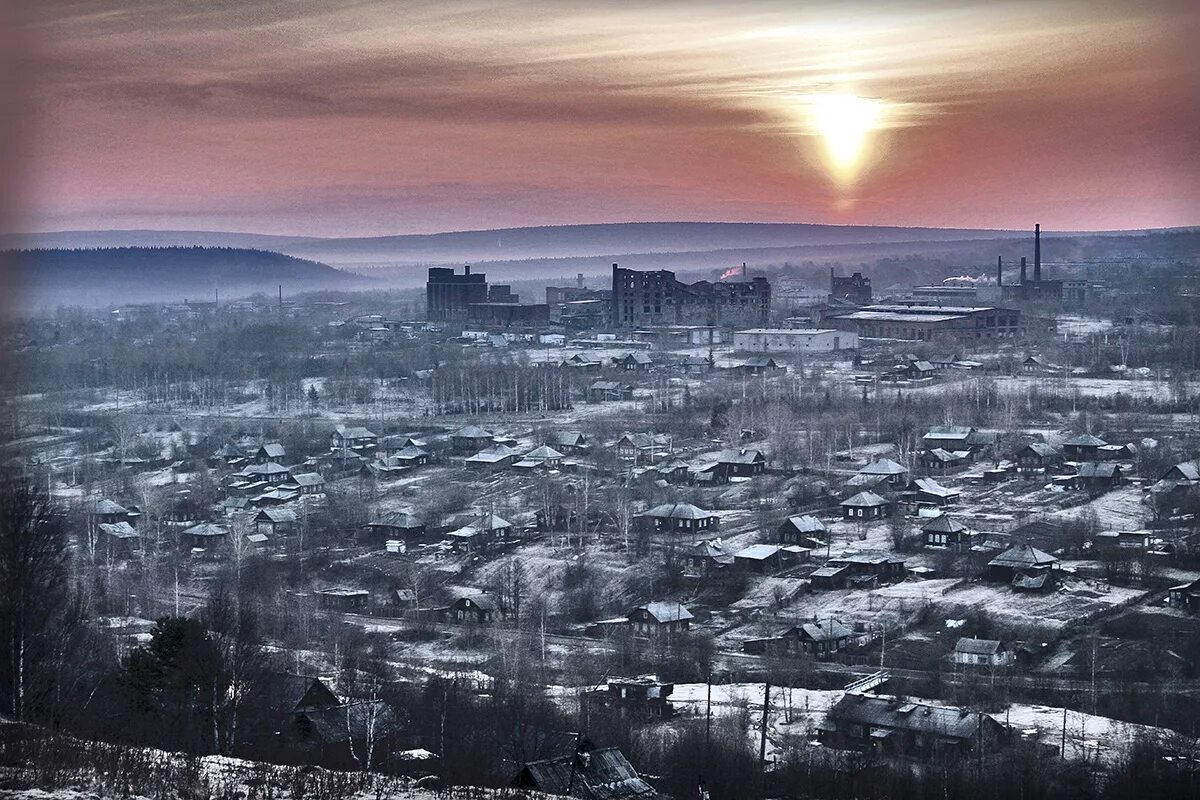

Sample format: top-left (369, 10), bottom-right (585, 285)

top-left (634, 602), bottom-right (694, 623)
top-left (466, 444), bottom-right (519, 463)
top-left (955, 637), bottom-right (1002, 655)
top-left (921, 514), bottom-right (968, 534)
top-left (258, 443), bottom-right (286, 458)
top-left (453, 425), bottom-right (493, 439)
top-left (1165, 462), bottom-right (1200, 481)
top-left (1077, 462), bottom-right (1120, 478)
top-left (517, 746), bottom-right (661, 799)
top-left (525, 445), bottom-right (565, 460)
top-left (1063, 433), bottom-right (1107, 447)
top-left (783, 514), bottom-right (826, 534)
top-left (716, 448), bottom-right (765, 464)
top-left (691, 539), bottom-right (734, 562)
top-left (334, 425), bottom-right (377, 440)
top-left (734, 544), bottom-right (783, 561)
top-left (455, 592), bottom-right (499, 612)
top-left (255, 508), bottom-right (298, 524)
top-left (368, 512), bottom-right (424, 529)
top-left (640, 503), bottom-right (714, 520)
top-left (912, 477), bottom-right (960, 497)
top-left (182, 522), bottom-right (228, 538)
top-left (922, 426), bottom-right (973, 441)
top-left (858, 458), bottom-right (907, 476)
top-left (289, 472), bottom-right (325, 487)
top-left (547, 431), bottom-right (586, 447)
top-left (841, 491), bottom-right (889, 508)
top-left (98, 521), bottom-right (139, 539)
top-left (828, 695), bottom-right (985, 740)
top-left (796, 619), bottom-right (853, 642)
top-left (93, 499), bottom-right (130, 516)
top-left (1021, 442), bottom-right (1059, 458)
top-left (989, 543), bottom-right (1058, 569)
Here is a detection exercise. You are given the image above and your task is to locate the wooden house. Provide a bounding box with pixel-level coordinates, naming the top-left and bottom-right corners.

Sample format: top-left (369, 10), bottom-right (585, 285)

top-left (954, 638), bottom-right (1014, 668)
top-left (819, 695), bottom-right (1006, 760)
top-left (634, 503), bottom-right (719, 535)
top-left (841, 491), bottom-right (890, 520)
top-left (778, 514), bottom-right (826, 547)
top-left (449, 593), bottom-right (502, 623)
top-left (987, 543), bottom-right (1059, 586)
top-left (628, 602), bottom-right (693, 638)
top-left (714, 448), bottom-right (767, 478)
top-left (1073, 462), bottom-right (1123, 493)
top-left (451, 425), bottom-right (494, 453)
top-left (588, 380), bottom-right (635, 402)
top-left (784, 619), bottom-right (854, 656)
top-left (686, 539), bottom-right (734, 576)
top-left (330, 425), bottom-right (378, 455)
top-left (316, 587), bottom-right (369, 611)
top-left (1016, 442), bottom-right (1060, 474)
top-left (1168, 577), bottom-right (1200, 612)
top-left (1062, 433), bottom-right (1107, 460)
top-left (921, 514), bottom-right (972, 549)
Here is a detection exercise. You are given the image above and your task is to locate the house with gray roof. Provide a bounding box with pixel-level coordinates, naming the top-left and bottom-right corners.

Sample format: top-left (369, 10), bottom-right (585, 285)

top-left (820, 694), bottom-right (1007, 759)
top-left (628, 602), bottom-right (693, 637)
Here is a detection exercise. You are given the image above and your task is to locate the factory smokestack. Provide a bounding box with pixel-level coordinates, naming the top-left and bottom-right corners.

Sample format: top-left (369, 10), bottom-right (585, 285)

top-left (1034, 223), bottom-right (1042, 283)
top-left (997, 255), bottom-right (1003, 287)
top-left (1020, 257), bottom-right (1027, 285)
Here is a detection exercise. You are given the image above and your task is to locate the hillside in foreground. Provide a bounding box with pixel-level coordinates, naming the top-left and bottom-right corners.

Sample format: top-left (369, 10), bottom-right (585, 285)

top-left (0, 719), bottom-right (549, 800)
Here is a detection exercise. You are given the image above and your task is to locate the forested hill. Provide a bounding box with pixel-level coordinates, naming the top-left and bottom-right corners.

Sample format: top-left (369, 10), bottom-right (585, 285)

top-left (7, 246), bottom-right (368, 307)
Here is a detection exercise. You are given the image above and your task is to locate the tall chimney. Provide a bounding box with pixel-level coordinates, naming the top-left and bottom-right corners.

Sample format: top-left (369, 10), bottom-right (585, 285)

top-left (1033, 223), bottom-right (1042, 283)
top-left (996, 255), bottom-right (1003, 287)
top-left (1020, 257), bottom-right (1027, 285)
top-left (464, 264), bottom-right (471, 275)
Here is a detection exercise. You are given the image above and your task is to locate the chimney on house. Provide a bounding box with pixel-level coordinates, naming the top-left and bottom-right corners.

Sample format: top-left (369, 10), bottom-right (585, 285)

top-left (1034, 223), bottom-right (1042, 283)
top-left (464, 265), bottom-right (471, 275)
top-left (1020, 257), bottom-right (1027, 286)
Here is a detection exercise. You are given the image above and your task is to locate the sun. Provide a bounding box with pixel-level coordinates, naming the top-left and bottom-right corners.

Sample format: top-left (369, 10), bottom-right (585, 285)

top-left (806, 93), bottom-right (883, 186)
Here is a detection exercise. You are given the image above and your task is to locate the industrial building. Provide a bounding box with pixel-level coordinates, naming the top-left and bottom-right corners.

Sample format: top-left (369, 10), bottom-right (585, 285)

top-left (733, 328), bottom-right (857, 353)
top-left (831, 269), bottom-right (872, 305)
top-left (465, 302), bottom-right (550, 327)
top-left (999, 224), bottom-right (1064, 303)
top-left (824, 303), bottom-right (1021, 342)
top-left (426, 266), bottom-right (488, 322)
top-left (546, 277), bottom-right (611, 323)
top-left (611, 264), bottom-right (770, 328)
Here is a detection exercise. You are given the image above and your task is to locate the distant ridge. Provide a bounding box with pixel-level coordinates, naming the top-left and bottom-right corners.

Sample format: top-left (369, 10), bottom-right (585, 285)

top-left (10, 246), bottom-right (367, 307)
top-left (10, 221), bottom-right (1193, 272)
top-left (6, 221), bottom-right (1045, 266)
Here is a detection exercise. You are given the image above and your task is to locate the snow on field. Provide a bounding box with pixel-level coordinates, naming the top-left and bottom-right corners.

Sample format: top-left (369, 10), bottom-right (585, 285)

top-left (1042, 486), bottom-right (1152, 531)
top-left (933, 580), bottom-right (1146, 629)
top-left (1001, 703), bottom-right (1172, 762)
top-left (1056, 316), bottom-right (1114, 337)
top-left (993, 374), bottom-right (1188, 400)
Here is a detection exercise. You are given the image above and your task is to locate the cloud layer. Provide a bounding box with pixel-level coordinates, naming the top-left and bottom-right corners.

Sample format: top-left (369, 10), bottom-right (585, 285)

top-left (11, 0), bottom-right (1199, 234)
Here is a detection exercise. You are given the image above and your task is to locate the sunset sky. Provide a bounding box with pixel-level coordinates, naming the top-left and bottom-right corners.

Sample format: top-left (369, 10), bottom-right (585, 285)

top-left (10, 0), bottom-right (1200, 236)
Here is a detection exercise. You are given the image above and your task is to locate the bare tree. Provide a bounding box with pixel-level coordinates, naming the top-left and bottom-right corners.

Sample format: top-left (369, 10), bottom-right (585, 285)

top-left (0, 472), bottom-right (69, 721)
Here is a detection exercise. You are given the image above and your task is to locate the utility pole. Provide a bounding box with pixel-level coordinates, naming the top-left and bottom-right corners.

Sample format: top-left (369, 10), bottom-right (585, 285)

top-left (759, 680), bottom-right (770, 799)
top-left (1061, 704), bottom-right (1068, 758)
